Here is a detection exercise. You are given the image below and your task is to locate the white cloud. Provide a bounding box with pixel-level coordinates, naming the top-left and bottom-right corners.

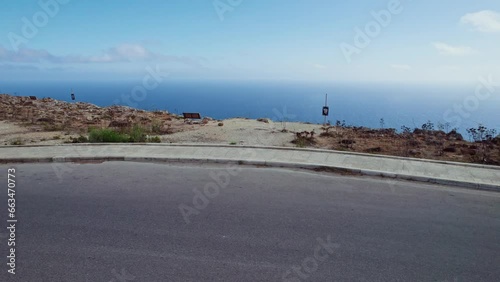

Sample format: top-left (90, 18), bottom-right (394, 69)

top-left (438, 65), bottom-right (462, 72)
top-left (0, 44), bottom-right (203, 67)
top-left (461, 10), bottom-right (500, 33)
top-left (391, 64), bottom-right (411, 71)
top-left (313, 63), bottom-right (327, 69)
top-left (89, 44), bottom-right (150, 62)
top-left (432, 42), bottom-right (474, 56)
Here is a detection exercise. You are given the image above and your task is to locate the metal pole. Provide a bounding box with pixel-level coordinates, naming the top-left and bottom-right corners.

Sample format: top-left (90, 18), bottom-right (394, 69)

top-left (324, 94), bottom-right (328, 126)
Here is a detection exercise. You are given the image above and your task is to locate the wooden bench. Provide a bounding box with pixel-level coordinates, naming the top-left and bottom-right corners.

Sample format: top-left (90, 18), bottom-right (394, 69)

top-left (182, 112), bottom-right (203, 124)
top-left (182, 112), bottom-right (201, 119)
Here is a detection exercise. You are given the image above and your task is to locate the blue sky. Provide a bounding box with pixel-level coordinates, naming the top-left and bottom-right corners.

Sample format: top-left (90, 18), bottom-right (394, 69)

top-left (1, 0), bottom-right (499, 83)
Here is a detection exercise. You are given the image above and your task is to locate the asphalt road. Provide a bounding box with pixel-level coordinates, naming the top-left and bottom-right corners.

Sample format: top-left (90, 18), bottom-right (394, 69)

top-left (0, 162), bottom-right (499, 282)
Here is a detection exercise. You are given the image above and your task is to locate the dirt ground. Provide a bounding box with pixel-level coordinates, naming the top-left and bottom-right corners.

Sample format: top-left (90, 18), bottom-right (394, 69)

top-left (161, 118), bottom-right (322, 147)
top-left (0, 121), bottom-right (79, 146)
top-left (0, 119), bottom-right (322, 147)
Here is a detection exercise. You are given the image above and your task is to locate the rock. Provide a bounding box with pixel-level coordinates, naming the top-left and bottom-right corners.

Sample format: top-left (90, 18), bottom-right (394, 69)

top-left (340, 139), bottom-right (356, 145)
top-left (446, 130), bottom-right (464, 141)
top-left (365, 147), bottom-right (382, 153)
top-left (218, 122), bottom-right (224, 127)
top-left (434, 130), bottom-right (446, 137)
top-left (37, 117), bottom-right (55, 123)
top-left (426, 139), bottom-right (444, 146)
top-left (381, 128), bottom-right (397, 136)
top-left (108, 120), bottom-right (130, 128)
top-left (319, 131), bottom-right (335, 137)
top-left (461, 148), bottom-right (476, 156)
top-left (413, 128), bottom-right (424, 135)
top-left (493, 135), bottom-right (500, 145)
top-left (257, 118), bottom-right (269, 123)
top-left (443, 146), bottom-right (457, 153)
top-left (160, 125), bottom-right (173, 134)
top-left (409, 149), bottom-right (421, 156)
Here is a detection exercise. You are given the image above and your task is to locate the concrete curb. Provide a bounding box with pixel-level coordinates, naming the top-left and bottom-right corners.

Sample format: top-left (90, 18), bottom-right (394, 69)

top-left (1, 155), bottom-right (499, 192)
top-left (2, 143), bottom-right (499, 170)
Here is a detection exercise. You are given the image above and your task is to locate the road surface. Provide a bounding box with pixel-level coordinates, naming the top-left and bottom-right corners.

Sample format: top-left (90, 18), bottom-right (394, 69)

top-left (0, 162), bottom-right (499, 281)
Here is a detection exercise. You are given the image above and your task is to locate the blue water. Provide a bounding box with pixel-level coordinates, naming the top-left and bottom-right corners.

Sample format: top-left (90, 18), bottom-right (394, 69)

top-left (1, 80), bottom-right (499, 136)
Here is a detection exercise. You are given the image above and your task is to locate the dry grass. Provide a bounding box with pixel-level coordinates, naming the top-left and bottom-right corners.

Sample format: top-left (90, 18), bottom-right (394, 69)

top-left (308, 126), bottom-right (499, 165)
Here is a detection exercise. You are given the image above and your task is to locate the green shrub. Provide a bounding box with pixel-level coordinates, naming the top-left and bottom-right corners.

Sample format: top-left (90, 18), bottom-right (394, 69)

top-left (128, 125), bottom-right (147, 142)
top-left (78, 135), bottom-right (88, 143)
top-left (88, 128), bottom-right (129, 143)
top-left (70, 135), bottom-right (89, 143)
top-left (151, 120), bottom-right (163, 134)
top-left (421, 120), bottom-right (435, 131)
top-left (42, 123), bottom-right (64, 131)
top-left (10, 138), bottom-right (24, 146)
top-left (148, 136), bottom-right (161, 143)
top-left (292, 131), bottom-right (316, 148)
top-left (87, 125), bottom-right (156, 143)
top-left (295, 138), bottom-right (306, 148)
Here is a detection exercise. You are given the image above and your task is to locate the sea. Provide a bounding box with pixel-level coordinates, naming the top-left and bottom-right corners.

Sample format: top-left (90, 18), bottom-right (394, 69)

top-left (1, 80), bottom-right (499, 137)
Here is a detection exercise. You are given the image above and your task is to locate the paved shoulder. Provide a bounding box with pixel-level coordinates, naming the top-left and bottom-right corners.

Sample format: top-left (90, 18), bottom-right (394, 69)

top-left (0, 162), bottom-right (499, 281)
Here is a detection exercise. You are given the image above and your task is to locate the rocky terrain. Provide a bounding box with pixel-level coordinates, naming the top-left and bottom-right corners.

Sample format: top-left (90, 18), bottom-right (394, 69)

top-left (1, 94), bottom-right (499, 165)
top-left (304, 125), bottom-right (500, 165)
top-left (0, 93), bottom-right (212, 140)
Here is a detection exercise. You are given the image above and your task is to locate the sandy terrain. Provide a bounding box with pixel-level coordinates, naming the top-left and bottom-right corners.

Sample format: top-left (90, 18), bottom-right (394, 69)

top-left (162, 118), bottom-right (323, 146)
top-left (0, 119), bottom-right (323, 147)
top-left (0, 121), bottom-right (80, 146)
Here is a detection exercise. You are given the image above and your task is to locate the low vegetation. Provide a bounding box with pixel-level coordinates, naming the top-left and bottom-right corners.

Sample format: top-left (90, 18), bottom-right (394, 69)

top-left (151, 120), bottom-right (163, 134)
top-left (307, 119), bottom-right (500, 165)
top-left (466, 125), bottom-right (497, 164)
top-left (9, 138), bottom-right (24, 146)
top-left (87, 125), bottom-right (161, 143)
top-left (148, 136), bottom-right (162, 143)
top-left (42, 123), bottom-right (65, 132)
top-left (69, 135), bottom-right (89, 143)
top-left (292, 131), bottom-right (316, 148)
top-left (88, 128), bottom-right (130, 143)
